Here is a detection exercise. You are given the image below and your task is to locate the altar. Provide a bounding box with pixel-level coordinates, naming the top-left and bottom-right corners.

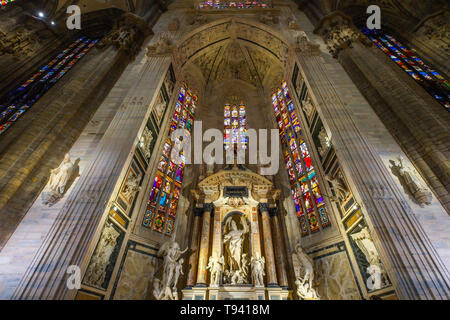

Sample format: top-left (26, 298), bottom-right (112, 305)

top-left (182, 165), bottom-right (289, 300)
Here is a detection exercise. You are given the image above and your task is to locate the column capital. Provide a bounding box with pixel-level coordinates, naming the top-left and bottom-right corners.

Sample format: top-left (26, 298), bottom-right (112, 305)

top-left (268, 207), bottom-right (279, 217)
top-left (313, 11), bottom-right (370, 58)
top-left (100, 12), bottom-right (152, 60)
top-left (194, 207), bottom-right (204, 217)
top-left (203, 203), bottom-right (214, 214)
top-left (258, 202), bottom-right (270, 213)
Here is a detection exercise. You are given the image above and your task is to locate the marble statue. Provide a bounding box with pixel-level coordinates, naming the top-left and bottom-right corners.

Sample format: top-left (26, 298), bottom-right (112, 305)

top-left (140, 126), bottom-right (154, 160)
top-left (317, 127), bottom-right (331, 158)
top-left (207, 255), bottom-right (224, 286)
top-left (42, 153), bottom-right (74, 206)
top-left (302, 97), bottom-right (314, 117)
top-left (224, 216), bottom-right (249, 272)
top-left (153, 241), bottom-right (187, 300)
top-left (122, 172), bottom-right (142, 203)
top-left (350, 226), bottom-right (388, 288)
top-left (325, 173), bottom-right (349, 202)
top-left (251, 256), bottom-right (265, 286)
top-left (389, 156), bottom-right (432, 206)
top-left (292, 242), bottom-right (320, 300)
top-left (84, 222), bottom-right (120, 288)
top-left (224, 254), bottom-right (249, 285)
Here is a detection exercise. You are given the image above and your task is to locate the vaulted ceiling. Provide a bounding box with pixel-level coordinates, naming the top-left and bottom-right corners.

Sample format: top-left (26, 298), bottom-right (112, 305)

top-left (188, 38), bottom-right (279, 90)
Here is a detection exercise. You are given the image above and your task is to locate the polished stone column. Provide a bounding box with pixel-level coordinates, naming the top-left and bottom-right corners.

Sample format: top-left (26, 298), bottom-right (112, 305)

top-left (269, 207), bottom-right (288, 288)
top-left (259, 203), bottom-right (278, 287)
top-left (293, 34), bottom-right (450, 299)
top-left (196, 203), bottom-right (213, 286)
top-left (186, 207), bottom-right (203, 288)
top-left (10, 18), bottom-right (164, 299)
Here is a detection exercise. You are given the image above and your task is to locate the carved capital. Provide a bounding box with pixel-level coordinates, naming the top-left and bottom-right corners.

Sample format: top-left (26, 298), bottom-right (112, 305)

top-left (203, 203), bottom-right (214, 214)
top-left (314, 11), bottom-right (364, 58)
top-left (194, 207), bottom-right (204, 217)
top-left (258, 202), bottom-right (270, 213)
top-left (100, 13), bottom-right (151, 60)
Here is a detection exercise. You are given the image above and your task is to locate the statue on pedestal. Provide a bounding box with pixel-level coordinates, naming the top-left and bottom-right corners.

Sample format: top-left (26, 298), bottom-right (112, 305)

top-left (153, 241), bottom-right (187, 300)
top-left (207, 255), bottom-right (224, 286)
top-left (325, 173), bottom-right (349, 202)
top-left (42, 153), bottom-right (75, 206)
top-left (292, 242), bottom-right (320, 300)
top-left (223, 216), bottom-right (249, 284)
top-left (389, 156), bottom-right (432, 206)
top-left (251, 256), bottom-right (265, 286)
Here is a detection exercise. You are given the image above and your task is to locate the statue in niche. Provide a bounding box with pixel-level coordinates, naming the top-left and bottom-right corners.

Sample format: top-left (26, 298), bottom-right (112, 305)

top-left (302, 96), bottom-right (314, 118)
top-left (121, 171), bottom-right (142, 203)
top-left (207, 255), bottom-right (225, 286)
top-left (292, 242), bottom-right (320, 300)
top-left (350, 226), bottom-right (389, 288)
top-left (317, 127), bottom-right (331, 158)
top-left (223, 216), bottom-right (249, 284)
top-left (325, 173), bottom-right (349, 202)
top-left (389, 156), bottom-right (432, 207)
top-left (251, 256), bottom-right (265, 286)
top-left (42, 153), bottom-right (75, 206)
top-left (84, 222), bottom-right (120, 288)
top-left (140, 126), bottom-right (154, 160)
top-left (153, 241), bottom-right (187, 300)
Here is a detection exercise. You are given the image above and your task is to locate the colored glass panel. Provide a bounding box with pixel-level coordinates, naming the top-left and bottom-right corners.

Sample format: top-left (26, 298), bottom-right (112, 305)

top-left (272, 81), bottom-right (331, 235)
top-left (143, 83), bottom-right (198, 235)
top-left (224, 102), bottom-right (248, 151)
top-left (362, 28), bottom-right (449, 111)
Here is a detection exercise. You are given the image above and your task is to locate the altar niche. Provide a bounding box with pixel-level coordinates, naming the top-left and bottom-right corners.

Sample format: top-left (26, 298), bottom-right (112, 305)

top-left (183, 165), bottom-right (289, 300)
top-left (222, 212), bottom-right (251, 286)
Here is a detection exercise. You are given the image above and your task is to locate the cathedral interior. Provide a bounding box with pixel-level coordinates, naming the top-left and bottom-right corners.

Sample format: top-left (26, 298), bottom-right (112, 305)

top-left (0, 0), bottom-right (449, 301)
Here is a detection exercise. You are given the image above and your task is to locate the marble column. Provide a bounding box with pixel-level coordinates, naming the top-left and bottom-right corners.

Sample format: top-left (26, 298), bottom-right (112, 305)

top-left (259, 203), bottom-right (278, 287)
top-left (269, 207), bottom-right (288, 288)
top-left (292, 33), bottom-right (450, 299)
top-left (10, 17), bottom-right (164, 300)
top-left (186, 207), bottom-right (203, 288)
top-left (196, 203), bottom-right (213, 286)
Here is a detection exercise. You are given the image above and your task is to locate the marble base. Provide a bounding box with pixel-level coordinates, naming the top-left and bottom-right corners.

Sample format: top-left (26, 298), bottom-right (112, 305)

top-left (182, 285), bottom-right (288, 300)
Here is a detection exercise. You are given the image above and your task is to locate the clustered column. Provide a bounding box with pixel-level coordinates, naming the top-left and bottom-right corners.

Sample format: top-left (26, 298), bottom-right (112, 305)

top-left (196, 203), bottom-right (214, 286)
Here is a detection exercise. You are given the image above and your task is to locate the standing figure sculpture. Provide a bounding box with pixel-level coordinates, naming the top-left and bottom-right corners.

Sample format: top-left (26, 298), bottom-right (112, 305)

top-left (224, 216), bottom-right (249, 271)
top-left (42, 153), bottom-right (75, 206)
top-left (350, 226), bottom-right (389, 288)
top-left (153, 241), bottom-right (187, 300)
top-left (207, 255), bottom-right (225, 286)
top-left (325, 173), bottom-right (349, 202)
top-left (251, 256), bottom-right (265, 286)
top-left (389, 156), bottom-right (432, 206)
top-left (292, 242), bottom-right (320, 300)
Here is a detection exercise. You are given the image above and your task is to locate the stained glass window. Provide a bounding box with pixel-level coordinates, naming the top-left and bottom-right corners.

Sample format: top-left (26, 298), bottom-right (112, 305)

top-left (142, 83), bottom-right (198, 236)
top-left (362, 28), bottom-right (450, 111)
top-left (199, 0), bottom-right (271, 9)
top-left (224, 102), bottom-right (247, 151)
top-left (272, 81), bottom-right (330, 236)
top-left (0, 37), bottom-right (99, 135)
top-left (0, 0), bottom-right (15, 7)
